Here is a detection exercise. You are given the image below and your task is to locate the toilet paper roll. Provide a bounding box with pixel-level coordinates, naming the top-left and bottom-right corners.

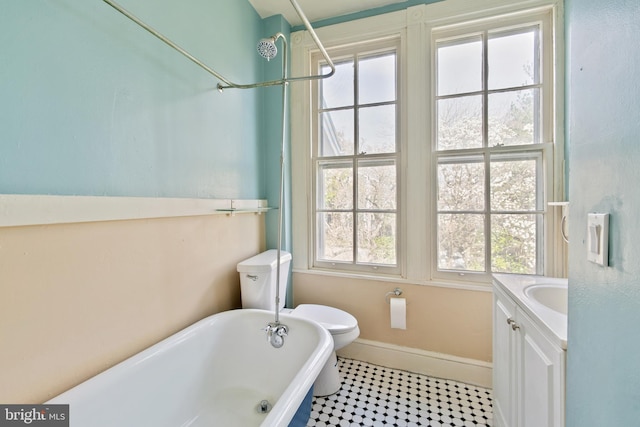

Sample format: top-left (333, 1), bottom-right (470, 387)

top-left (390, 298), bottom-right (406, 330)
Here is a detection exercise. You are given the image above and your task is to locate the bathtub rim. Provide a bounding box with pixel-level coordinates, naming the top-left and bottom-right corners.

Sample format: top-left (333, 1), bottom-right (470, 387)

top-left (46, 308), bottom-right (333, 427)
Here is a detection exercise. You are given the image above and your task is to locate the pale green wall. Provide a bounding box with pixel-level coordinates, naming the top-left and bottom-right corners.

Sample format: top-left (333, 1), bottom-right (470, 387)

top-left (0, 0), bottom-right (300, 302)
top-left (565, 0), bottom-right (640, 425)
top-left (0, 0), bottom-right (264, 199)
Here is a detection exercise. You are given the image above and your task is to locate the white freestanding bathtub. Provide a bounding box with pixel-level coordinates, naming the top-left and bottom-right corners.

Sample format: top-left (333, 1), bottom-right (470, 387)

top-left (47, 309), bottom-right (332, 427)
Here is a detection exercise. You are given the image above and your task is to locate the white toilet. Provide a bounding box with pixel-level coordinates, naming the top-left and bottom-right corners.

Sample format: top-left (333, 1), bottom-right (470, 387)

top-left (237, 249), bottom-right (360, 396)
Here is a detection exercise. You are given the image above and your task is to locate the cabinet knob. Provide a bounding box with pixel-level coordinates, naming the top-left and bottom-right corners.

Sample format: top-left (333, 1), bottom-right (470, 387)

top-left (507, 318), bottom-right (520, 330)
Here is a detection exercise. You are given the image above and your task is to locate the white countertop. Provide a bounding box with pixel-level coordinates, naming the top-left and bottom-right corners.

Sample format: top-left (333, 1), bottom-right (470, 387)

top-left (493, 274), bottom-right (568, 350)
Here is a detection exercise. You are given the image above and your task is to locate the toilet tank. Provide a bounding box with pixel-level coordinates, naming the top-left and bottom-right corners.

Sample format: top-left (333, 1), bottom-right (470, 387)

top-left (237, 250), bottom-right (292, 311)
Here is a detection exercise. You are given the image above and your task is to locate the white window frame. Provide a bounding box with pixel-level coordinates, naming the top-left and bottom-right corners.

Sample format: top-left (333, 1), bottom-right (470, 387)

top-left (311, 39), bottom-right (403, 276)
top-left (290, 0), bottom-right (565, 288)
top-left (431, 9), bottom-right (557, 283)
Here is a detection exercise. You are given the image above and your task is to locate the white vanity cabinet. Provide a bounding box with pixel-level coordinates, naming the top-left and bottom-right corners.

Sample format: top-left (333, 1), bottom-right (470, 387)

top-left (493, 282), bottom-right (566, 427)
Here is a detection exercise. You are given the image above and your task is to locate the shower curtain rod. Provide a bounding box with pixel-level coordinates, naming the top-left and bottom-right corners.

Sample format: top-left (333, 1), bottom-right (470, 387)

top-left (101, 0), bottom-right (335, 90)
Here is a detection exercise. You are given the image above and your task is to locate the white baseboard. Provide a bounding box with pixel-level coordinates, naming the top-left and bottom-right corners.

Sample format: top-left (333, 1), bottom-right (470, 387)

top-left (337, 338), bottom-right (493, 389)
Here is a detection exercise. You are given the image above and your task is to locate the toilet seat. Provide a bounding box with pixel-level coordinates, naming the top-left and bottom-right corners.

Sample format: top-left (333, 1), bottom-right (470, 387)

top-left (291, 304), bottom-right (358, 335)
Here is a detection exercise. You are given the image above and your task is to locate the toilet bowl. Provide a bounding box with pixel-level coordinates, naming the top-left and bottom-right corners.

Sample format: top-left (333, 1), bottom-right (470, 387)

top-left (237, 250), bottom-right (360, 396)
top-left (288, 304), bottom-right (359, 396)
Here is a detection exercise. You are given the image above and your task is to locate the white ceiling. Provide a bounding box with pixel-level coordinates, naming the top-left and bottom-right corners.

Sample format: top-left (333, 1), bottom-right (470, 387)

top-left (248, 0), bottom-right (406, 27)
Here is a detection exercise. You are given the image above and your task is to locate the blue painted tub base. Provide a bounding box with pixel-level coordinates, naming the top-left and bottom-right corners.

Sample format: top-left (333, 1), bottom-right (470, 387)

top-left (288, 386), bottom-right (314, 427)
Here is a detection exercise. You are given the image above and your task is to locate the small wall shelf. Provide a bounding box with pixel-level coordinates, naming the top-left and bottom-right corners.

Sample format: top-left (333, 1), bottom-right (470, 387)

top-left (216, 208), bottom-right (273, 216)
top-left (215, 199), bottom-right (274, 216)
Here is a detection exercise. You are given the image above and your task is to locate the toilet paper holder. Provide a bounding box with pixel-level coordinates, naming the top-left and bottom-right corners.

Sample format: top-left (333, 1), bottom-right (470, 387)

top-left (385, 287), bottom-right (403, 304)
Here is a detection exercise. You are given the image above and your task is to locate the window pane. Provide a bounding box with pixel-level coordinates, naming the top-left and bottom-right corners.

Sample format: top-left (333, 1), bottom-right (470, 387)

top-left (359, 53), bottom-right (396, 104)
top-left (438, 214), bottom-right (485, 272)
top-left (359, 105), bottom-right (396, 154)
top-left (491, 214), bottom-right (539, 274)
top-left (488, 28), bottom-right (539, 90)
top-left (438, 158), bottom-right (485, 211)
top-left (320, 61), bottom-right (353, 109)
top-left (317, 213), bottom-right (354, 262)
top-left (358, 159), bottom-right (396, 210)
top-left (314, 42), bottom-right (400, 272)
top-left (437, 38), bottom-right (482, 96)
top-left (488, 89), bottom-right (540, 146)
top-left (318, 161), bottom-right (353, 210)
top-left (490, 155), bottom-right (539, 212)
top-left (357, 213), bottom-right (396, 265)
top-left (437, 95), bottom-right (483, 150)
top-left (320, 110), bottom-right (355, 156)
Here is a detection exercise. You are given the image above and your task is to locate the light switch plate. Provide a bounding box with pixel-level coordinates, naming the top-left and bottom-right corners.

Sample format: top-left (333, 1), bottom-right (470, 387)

top-left (587, 213), bottom-right (609, 266)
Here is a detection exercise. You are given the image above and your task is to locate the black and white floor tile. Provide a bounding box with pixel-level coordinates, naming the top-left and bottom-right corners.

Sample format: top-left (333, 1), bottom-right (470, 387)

top-left (307, 358), bottom-right (493, 427)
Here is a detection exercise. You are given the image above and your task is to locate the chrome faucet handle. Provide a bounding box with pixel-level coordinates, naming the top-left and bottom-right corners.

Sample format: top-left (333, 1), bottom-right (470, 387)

top-left (276, 324), bottom-right (288, 337)
top-left (263, 323), bottom-right (275, 341)
top-left (265, 322), bottom-right (277, 332)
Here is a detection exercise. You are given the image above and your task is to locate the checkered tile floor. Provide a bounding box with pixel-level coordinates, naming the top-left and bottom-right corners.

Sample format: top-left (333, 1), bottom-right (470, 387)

top-left (307, 358), bottom-right (493, 427)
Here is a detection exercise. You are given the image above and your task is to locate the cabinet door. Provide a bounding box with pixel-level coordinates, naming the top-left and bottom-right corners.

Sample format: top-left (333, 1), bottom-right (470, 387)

top-left (493, 289), bottom-right (517, 427)
top-left (518, 311), bottom-right (565, 427)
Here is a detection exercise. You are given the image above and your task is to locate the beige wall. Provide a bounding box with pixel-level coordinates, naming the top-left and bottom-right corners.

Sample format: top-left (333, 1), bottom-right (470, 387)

top-left (0, 213), bottom-right (264, 403)
top-left (293, 273), bottom-right (492, 363)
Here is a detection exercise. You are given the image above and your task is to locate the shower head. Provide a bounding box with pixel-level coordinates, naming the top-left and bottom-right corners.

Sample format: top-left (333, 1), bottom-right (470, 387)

top-left (257, 37), bottom-right (278, 61)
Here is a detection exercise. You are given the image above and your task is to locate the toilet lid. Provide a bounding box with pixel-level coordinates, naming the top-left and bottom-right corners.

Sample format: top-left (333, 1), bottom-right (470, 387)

top-left (291, 304), bottom-right (358, 334)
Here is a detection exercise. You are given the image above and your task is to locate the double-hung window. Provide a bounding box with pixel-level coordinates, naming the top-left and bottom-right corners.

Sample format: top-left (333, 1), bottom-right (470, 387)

top-left (312, 40), bottom-right (400, 274)
top-left (433, 11), bottom-right (555, 278)
top-left (292, 1), bottom-right (561, 284)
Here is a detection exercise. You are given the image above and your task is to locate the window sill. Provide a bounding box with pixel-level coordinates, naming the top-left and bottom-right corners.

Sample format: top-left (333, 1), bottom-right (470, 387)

top-left (292, 267), bottom-right (492, 292)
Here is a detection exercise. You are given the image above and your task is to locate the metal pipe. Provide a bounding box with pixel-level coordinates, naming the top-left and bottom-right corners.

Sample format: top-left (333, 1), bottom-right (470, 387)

top-left (217, 0), bottom-right (336, 90)
top-left (101, 0), bottom-right (335, 90)
top-left (286, 0), bottom-right (335, 81)
top-left (102, 0), bottom-right (235, 87)
top-left (274, 33), bottom-right (288, 326)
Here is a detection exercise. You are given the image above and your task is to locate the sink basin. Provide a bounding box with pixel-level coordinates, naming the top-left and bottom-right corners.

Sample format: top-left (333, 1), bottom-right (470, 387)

top-left (524, 284), bottom-right (568, 315)
top-left (493, 274), bottom-right (568, 349)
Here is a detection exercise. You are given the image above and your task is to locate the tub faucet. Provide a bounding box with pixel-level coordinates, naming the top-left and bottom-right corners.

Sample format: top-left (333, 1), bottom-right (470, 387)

top-left (265, 322), bottom-right (288, 348)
